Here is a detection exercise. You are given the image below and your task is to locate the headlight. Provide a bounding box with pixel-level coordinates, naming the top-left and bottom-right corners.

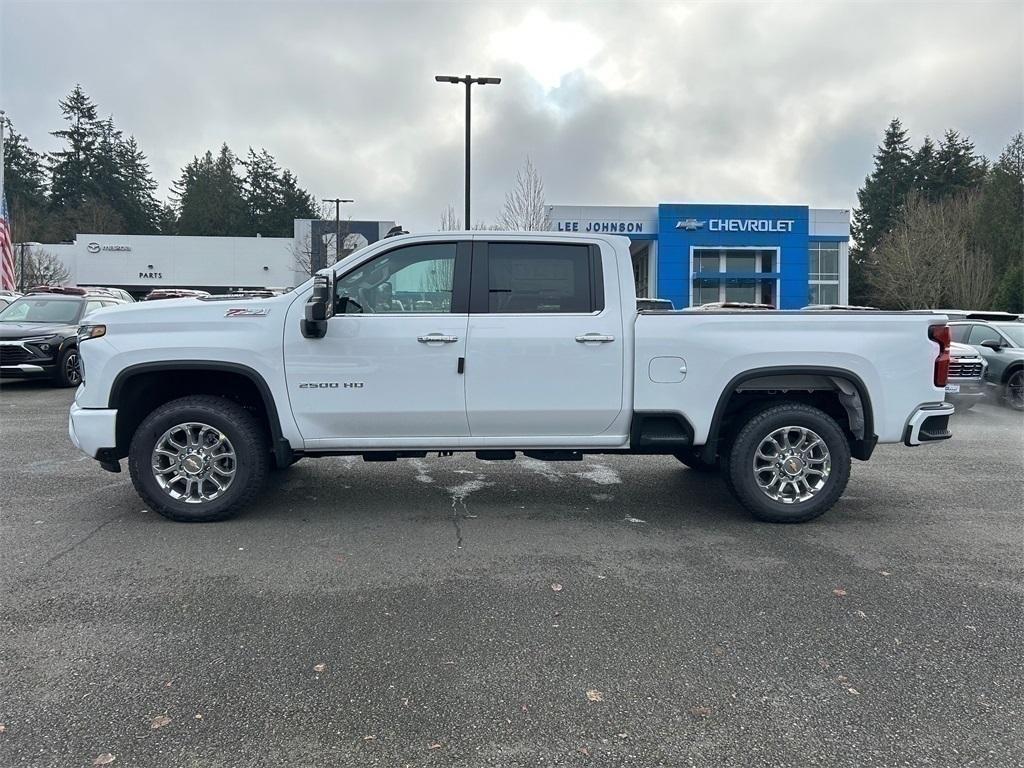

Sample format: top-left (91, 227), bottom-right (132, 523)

top-left (78, 324), bottom-right (106, 342)
top-left (20, 335), bottom-right (60, 344)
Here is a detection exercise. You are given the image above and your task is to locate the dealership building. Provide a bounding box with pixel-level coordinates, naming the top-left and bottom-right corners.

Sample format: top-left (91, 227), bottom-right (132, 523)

top-left (547, 203), bottom-right (850, 309)
top-left (26, 218), bottom-right (397, 297)
top-left (25, 202), bottom-right (849, 308)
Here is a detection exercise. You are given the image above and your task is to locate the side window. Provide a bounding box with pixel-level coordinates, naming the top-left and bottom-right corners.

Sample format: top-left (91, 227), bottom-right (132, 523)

top-left (486, 243), bottom-right (598, 313)
top-left (83, 300), bottom-right (106, 317)
top-left (968, 325), bottom-right (1001, 345)
top-left (948, 325), bottom-right (970, 343)
top-left (335, 243), bottom-right (457, 314)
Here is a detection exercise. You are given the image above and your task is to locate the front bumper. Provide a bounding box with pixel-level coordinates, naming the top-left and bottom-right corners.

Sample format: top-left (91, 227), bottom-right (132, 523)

top-left (903, 402), bottom-right (955, 446)
top-left (0, 363), bottom-right (55, 378)
top-left (69, 402), bottom-right (118, 461)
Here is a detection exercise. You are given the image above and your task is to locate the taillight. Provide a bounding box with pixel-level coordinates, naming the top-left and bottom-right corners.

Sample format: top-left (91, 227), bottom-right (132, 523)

top-left (929, 324), bottom-right (951, 387)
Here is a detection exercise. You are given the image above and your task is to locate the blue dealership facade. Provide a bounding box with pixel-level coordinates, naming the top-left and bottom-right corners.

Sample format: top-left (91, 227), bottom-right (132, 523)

top-left (547, 203), bottom-right (850, 309)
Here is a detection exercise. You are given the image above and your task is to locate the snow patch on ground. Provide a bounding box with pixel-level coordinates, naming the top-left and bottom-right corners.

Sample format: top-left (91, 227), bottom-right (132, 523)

top-left (576, 463), bottom-right (622, 485)
top-left (409, 458), bottom-right (433, 483)
top-left (518, 457), bottom-right (563, 482)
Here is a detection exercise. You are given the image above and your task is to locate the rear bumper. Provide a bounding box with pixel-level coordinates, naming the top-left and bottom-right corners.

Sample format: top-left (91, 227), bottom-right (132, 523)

top-left (69, 403), bottom-right (118, 461)
top-left (903, 402), bottom-right (955, 446)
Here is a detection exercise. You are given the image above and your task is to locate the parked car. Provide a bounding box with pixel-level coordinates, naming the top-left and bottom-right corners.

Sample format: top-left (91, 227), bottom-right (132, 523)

top-left (80, 286), bottom-right (135, 303)
top-left (0, 290), bottom-right (21, 311)
top-left (70, 231), bottom-right (954, 525)
top-left (0, 287), bottom-right (129, 386)
top-left (802, 304), bottom-right (879, 311)
top-left (949, 317), bottom-right (1024, 410)
top-left (683, 301), bottom-right (776, 311)
top-left (143, 288), bottom-right (211, 301)
top-left (944, 341), bottom-right (988, 411)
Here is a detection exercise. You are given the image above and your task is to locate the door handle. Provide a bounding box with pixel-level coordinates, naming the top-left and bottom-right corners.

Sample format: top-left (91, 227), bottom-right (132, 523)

top-left (417, 334), bottom-right (459, 344)
top-left (575, 333), bottom-right (615, 343)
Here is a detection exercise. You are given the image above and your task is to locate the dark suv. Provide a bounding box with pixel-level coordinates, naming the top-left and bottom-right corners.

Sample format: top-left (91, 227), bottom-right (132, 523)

top-left (0, 287), bottom-right (128, 387)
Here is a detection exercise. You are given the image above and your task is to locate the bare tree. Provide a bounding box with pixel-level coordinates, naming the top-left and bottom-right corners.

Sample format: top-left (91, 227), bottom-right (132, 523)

top-left (439, 204), bottom-right (461, 231)
top-left (16, 248), bottom-right (71, 288)
top-left (497, 157), bottom-right (550, 231)
top-left (869, 190), bottom-right (996, 309)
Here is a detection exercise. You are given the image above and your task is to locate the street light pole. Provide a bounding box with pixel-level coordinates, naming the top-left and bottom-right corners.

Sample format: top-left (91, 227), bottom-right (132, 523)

top-left (322, 197), bottom-right (354, 265)
top-left (435, 75), bottom-right (501, 230)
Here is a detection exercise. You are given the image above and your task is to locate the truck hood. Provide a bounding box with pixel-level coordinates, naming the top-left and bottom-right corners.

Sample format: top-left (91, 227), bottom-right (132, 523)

top-left (85, 294), bottom-right (296, 334)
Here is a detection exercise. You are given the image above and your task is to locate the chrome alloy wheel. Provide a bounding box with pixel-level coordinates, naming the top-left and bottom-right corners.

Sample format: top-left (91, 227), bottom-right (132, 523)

top-left (65, 352), bottom-right (81, 385)
top-left (752, 425), bottom-right (831, 504)
top-left (151, 422), bottom-right (237, 504)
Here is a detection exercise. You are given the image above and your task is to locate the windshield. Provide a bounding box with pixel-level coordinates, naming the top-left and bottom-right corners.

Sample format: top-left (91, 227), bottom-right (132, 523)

top-left (0, 297), bottom-right (83, 324)
top-left (994, 323), bottom-right (1024, 348)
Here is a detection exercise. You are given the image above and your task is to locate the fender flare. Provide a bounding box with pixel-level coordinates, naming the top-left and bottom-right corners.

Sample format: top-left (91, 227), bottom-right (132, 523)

top-left (108, 360), bottom-right (292, 468)
top-left (699, 365), bottom-right (877, 462)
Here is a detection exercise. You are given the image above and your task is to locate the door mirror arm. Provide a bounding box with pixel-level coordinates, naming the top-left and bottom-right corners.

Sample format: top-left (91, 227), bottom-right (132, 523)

top-left (301, 271), bottom-right (335, 339)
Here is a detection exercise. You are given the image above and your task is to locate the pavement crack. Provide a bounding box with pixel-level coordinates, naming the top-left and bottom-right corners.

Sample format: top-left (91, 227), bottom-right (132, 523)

top-left (43, 509), bottom-right (125, 567)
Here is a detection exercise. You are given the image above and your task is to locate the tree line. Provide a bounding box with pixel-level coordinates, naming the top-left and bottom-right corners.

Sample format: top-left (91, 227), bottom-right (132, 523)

top-left (852, 120), bottom-right (1023, 312)
top-left (2, 85), bottom-right (318, 245)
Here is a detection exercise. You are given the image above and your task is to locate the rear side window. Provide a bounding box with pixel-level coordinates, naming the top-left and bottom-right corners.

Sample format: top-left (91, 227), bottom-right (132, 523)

top-left (968, 325), bottom-right (1001, 345)
top-left (949, 325), bottom-right (970, 343)
top-left (485, 243), bottom-right (598, 313)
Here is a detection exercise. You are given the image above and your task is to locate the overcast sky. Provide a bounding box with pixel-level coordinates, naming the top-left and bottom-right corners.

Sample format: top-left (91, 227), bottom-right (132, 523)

top-left (2, 1), bottom-right (1021, 232)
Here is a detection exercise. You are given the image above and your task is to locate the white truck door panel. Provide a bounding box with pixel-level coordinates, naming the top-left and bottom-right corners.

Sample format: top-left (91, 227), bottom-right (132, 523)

top-left (465, 240), bottom-right (624, 437)
top-left (284, 240), bottom-right (472, 441)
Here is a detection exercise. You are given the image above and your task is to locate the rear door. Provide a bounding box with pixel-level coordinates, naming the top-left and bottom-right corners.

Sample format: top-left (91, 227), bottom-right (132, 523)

top-left (464, 239), bottom-right (624, 437)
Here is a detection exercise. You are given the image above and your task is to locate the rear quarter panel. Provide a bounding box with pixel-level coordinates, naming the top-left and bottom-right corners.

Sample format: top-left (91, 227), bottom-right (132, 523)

top-left (634, 312), bottom-right (946, 444)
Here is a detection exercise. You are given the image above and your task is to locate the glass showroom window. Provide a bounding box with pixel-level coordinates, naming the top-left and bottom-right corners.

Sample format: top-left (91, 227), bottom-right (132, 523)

top-left (691, 248), bottom-right (777, 306)
top-left (808, 242), bottom-right (840, 305)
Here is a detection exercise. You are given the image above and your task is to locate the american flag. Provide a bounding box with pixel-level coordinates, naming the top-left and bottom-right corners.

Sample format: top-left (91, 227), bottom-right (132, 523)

top-left (0, 194), bottom-right (14, 291)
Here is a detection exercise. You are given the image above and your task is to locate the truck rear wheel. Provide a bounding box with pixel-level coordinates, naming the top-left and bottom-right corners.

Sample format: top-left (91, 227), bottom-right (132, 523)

top-left (726, 403), bottom-right (850, 523)
top-left (128, 395), bottom-right (269, 522)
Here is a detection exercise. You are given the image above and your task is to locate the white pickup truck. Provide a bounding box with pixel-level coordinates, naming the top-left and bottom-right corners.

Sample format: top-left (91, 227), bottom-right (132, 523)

top-left (69, 232), bottom-right (954, 524)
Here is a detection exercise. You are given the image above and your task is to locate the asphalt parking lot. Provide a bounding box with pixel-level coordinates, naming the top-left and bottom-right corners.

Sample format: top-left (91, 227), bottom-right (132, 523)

top-left (1, 381), bottom-right (1021, 767)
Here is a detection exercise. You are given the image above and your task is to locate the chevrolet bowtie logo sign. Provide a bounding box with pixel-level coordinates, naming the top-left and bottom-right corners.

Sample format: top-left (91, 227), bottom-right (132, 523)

top-left (675, 218), bottom-right (706, 231)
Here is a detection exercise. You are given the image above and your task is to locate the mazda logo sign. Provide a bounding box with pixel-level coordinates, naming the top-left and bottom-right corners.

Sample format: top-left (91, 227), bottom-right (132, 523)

top-left (86, 242), bottom-right (100, 253)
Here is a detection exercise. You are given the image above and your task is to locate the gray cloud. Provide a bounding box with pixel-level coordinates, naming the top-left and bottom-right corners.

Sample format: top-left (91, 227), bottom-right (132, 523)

top-left (2, 1), bottom-right (1021, 232)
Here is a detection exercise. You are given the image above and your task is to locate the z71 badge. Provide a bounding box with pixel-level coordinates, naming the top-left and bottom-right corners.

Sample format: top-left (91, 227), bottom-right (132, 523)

top-left (225, 308), bottom-right (271, 317)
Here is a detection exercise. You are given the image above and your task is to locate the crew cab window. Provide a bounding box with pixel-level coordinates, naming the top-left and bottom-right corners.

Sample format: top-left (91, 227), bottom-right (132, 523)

top-left (335, 243), bottom-right (457, 314)
top-left (968, 325), bottom-right (1002, 345)
top-left (485, 243), bottom-right (597, 313)
top-left (949, 325), bottom-right (970, 343)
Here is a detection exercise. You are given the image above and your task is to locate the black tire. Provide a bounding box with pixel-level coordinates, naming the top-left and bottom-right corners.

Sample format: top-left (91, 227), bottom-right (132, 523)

top-left (54, 346), bottom-right (82, 388)
top-left (128, 395), bottom-right (269, 522)
top-left (673, 450), bottom-right (720, 473)
top-left (726, 403), bottom-right (851, 524)
top-left (1004, 369), bottom-right (1024, 411)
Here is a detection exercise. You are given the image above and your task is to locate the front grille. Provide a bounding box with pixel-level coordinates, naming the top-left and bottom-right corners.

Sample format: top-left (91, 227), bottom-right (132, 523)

top-left (0, 345), bottom-right (33, 365)
top-left (949, 360), bottom-right (983, 378)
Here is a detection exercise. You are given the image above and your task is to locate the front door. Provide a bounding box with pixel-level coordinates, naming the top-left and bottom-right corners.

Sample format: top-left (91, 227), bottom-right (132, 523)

top-left (464, 240), bottom-right (624, 437)
top-left (285, 240), bottom-right (471, 443)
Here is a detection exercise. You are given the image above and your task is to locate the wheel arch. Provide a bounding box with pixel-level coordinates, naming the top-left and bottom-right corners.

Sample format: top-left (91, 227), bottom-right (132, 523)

top-left (699, 366), bottom-right (877, 463)
top-left (1000, 360), bottom-right (1024, 384)
top-left (108, 360), bottom-right (292, 468)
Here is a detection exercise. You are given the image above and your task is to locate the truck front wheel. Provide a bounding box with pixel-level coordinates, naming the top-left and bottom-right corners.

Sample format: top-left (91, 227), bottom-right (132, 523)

top-left (128, 395), bottom-right (269, 522)
top-left (726, 403), bottom-right (851, 523)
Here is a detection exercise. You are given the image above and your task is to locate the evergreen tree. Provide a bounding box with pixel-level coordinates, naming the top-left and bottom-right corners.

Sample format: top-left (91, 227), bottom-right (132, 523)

top-left (933, 129), bottom-right (988, 197)
top-left (116, 135), bottom-right (161, 233)
top-left (978, 133), bottom-right (1024, 311)
top-left (912, 136), bottom-right (942, 200)
top-left (851, 118), bottom-right (914, 255)
top-left (849, 118), bottom-right (914, 304)
top-left (274, 169), bottom-right (317, 235)
top-left (243, 148), bottom-right (284, 236)
top-left (0, 117), bottom-right (52, 242)
top-left (173, 144), bottom-right (249, 236)
top-left (49, 84), bottom-right (100, 211)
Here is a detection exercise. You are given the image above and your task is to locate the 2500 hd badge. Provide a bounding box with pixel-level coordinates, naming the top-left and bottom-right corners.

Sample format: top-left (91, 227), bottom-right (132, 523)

top-left (298, 382), bottom-right (364, 389)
